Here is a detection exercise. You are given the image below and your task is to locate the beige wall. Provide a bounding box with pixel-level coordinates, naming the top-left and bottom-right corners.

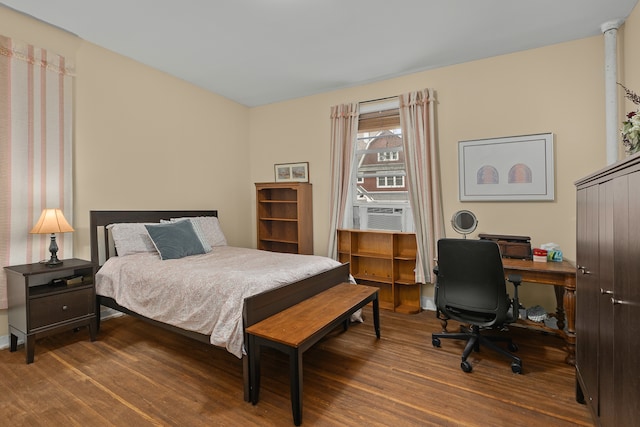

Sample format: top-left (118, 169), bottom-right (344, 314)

top-left (73, 42), bottom-right (252, 255)
top-left (249, 35), bottom-right (610, 310)
top-left (250, 37), bottom-right (608, 253)
top-left (0, 6), bottom-right (251, 338)
top-left (3, 3), bottom-right (640, 337)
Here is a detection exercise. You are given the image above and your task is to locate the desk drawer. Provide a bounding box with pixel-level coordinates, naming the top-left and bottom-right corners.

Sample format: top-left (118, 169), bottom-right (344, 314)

top-left (29, 288), bottom-right (94, 330)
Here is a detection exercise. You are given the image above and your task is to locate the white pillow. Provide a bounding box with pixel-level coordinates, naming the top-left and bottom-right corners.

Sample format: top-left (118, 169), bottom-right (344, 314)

top-left (107, 223), bottom-right (157, 256)
top-left (171, 216), bottom-right (227, 247)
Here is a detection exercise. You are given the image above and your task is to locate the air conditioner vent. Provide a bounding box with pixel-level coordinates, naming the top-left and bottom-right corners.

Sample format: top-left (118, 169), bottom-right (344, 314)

top-left (365, 207), bottom-right (403, 231)
top-left (366, 207), bottom-right (404, 215)
top-left (357, 205), bottom-right (414, 232)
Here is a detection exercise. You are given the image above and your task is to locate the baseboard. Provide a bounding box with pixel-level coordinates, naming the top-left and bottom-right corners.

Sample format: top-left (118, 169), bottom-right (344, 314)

top-left (100, 306), bottom-right (124, 321)
top-left (421, 295), bottom-right (436, 311)
top-left (0, 334), bottom-right (10, 350)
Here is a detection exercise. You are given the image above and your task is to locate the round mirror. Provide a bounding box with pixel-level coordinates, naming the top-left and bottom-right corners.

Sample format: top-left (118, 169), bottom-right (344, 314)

top-left (451, 210), bottom-right (478, 237)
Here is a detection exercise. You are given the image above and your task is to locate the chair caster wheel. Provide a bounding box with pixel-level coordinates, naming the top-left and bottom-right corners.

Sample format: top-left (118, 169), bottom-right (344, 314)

top-left (511, 362), bottom-right (522, 374)
top-left (508, 342), bottom-right (518, 352)
top-left (432, 337), bottom-right (441, 347)
top-left (461, 361), bottom-right (472, 373)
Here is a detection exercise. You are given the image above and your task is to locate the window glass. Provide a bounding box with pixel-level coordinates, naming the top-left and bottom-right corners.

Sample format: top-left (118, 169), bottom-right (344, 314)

top-left (351, 102), bottom-right (413, 232)
top-left (354, 127), bottom-right (408, 203)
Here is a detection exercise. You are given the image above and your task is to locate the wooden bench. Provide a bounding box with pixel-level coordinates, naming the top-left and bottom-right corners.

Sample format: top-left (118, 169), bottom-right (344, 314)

top-left (246, 283), bottom-right (380, 426)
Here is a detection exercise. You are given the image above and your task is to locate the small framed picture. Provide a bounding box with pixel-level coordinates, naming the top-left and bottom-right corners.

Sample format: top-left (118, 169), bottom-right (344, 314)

top-left (274, 162), bottom-right (309, 183)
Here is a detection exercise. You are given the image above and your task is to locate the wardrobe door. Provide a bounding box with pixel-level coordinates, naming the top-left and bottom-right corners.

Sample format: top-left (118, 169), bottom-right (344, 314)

top-left (612, 172), bottom-right (640, 425)
top-left (575, 184), bottom-right (601, 411)
top-left (597, 179), bottom-right (615, 426)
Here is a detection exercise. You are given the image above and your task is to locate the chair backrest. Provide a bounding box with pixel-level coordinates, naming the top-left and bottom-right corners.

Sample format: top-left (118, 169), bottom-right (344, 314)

top-left (435, 238), bottom-right (510, 327)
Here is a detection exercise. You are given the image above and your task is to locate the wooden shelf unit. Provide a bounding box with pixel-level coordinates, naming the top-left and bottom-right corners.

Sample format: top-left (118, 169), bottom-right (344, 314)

top-left (337, 229), bottom-right (421, 314)
top-left (256, 182), bottom-right (313, 254)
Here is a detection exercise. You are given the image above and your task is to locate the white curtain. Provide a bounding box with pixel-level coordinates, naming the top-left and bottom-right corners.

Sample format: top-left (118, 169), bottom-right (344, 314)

top-left (0, 36), bottom-right (74, 308)
top-left (327, 103), bottom-right (359, 259)
top-left (399, 89), bottom-right (445, 284)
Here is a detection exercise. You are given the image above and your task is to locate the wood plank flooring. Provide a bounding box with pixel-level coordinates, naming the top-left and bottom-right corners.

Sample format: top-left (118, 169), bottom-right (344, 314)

top-left (0, 307), bottom-right (593, 426)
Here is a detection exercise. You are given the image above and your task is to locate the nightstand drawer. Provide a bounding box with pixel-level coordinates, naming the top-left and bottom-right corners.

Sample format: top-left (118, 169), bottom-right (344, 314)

top-left (29, 288), bottom-right (94, 330)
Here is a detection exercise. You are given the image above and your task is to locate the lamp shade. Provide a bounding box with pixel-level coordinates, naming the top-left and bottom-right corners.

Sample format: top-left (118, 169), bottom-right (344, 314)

top-left (29, 208), bottom-right (74, 234)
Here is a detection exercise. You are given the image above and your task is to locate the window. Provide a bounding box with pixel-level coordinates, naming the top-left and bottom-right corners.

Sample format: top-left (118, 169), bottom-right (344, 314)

top-left (353, 104), bottom-right (407, 203)
top-left (351, 99), bottom-right (413, 232)
top-left (377, 176), bottom-right (405, 188)
top-left (377, 151), bottom-right (399, 162)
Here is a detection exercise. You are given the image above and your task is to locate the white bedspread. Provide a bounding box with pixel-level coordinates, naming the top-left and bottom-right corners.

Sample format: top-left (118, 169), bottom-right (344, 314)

top-left (95, 246), bottom-right (342, 358)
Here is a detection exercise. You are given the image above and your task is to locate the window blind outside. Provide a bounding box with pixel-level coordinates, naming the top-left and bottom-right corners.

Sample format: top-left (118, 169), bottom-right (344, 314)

top-left (358, 109), bottom-right (400, 132)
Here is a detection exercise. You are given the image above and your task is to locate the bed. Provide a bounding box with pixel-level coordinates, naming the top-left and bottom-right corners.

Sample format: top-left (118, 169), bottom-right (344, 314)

top-left (89, 210), bottom-right (350, 402)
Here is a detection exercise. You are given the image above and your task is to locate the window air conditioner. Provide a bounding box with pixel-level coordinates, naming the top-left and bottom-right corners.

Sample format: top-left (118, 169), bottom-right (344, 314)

top-left (359, 205), bottom-right (414, 232)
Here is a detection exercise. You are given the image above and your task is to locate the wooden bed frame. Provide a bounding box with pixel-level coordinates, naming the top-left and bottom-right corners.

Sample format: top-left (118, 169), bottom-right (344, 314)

top-left (89, 210), bottom-right (350, 402)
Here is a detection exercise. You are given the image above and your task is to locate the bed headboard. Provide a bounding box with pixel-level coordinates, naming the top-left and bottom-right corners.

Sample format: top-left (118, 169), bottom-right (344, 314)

top-left (89, 210), bottom-right (218, 267)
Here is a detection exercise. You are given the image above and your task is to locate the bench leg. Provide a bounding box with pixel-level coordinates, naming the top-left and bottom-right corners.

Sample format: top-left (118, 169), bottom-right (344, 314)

top-left (373, 295), bottom-right (381, 339)
top-left (289, 347), bottom-right (303, 426)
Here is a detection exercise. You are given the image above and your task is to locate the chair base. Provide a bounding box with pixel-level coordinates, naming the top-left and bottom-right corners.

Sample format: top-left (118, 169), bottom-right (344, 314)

top-left (432, 324), bottom-right (523, 374)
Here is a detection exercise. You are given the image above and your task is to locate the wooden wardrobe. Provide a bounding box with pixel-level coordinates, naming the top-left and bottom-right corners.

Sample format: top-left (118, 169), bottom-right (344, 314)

top-left (575, 154), bottom-right (640, 426)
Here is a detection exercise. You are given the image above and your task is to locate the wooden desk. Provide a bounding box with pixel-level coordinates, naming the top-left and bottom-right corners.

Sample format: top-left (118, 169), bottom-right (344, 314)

top-left (501, 258), bottom-right (576, 365)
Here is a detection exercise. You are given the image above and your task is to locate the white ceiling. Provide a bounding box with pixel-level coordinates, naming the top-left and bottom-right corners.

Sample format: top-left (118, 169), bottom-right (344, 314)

top-left (1, 0), bottom-right (638, 107)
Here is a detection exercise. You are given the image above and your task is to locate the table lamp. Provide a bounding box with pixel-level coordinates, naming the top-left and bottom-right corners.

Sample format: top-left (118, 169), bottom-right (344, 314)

top-left (29, 208), bottom-right (74, 267)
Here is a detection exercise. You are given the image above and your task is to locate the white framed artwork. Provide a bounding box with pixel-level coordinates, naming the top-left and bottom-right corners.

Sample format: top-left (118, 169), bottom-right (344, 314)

top-left (458, 133), bottom-right (554, 201)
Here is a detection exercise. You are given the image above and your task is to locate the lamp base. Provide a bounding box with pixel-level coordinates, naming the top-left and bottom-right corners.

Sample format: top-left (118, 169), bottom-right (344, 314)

top-left (44, 258), bottom-right (63, 267)
top-left (45, 234), bottom-right (63, 267)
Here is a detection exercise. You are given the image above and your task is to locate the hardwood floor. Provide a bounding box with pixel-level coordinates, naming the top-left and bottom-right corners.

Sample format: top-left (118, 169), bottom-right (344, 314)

top-left (0, 307), bottom-right (593, 426)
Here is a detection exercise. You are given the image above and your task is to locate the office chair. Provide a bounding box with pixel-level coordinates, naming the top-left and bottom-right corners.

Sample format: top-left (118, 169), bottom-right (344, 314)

top-left (431, 238), bottom-right (523, 374)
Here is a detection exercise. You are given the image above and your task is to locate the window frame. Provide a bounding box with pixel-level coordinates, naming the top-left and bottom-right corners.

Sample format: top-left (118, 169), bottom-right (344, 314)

top-left (350, 98), bottom-right (412, 231)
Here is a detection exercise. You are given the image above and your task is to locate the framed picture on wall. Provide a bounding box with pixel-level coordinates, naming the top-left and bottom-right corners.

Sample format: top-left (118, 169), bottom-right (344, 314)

top-left (274, 162), bottom-right (309, 183)
top-left (458, 133), bottom-right (554, 201)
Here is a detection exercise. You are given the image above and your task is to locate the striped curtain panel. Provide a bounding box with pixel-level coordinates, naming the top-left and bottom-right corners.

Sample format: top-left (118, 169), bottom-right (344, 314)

top-left (399, 89), bottom-right (444, 284)
top-left (327, 103), bottom-right (359, 260)
top-left (0, 36), bottom-right (74, 309)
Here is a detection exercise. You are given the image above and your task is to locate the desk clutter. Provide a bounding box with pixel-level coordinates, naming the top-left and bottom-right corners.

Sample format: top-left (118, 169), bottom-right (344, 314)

top-left (533, 248), bottom-right (548, 262)
top-left (479, 234), bottom-right (563, 262)
top-left (540, 243), bottom-right (563, 261)
top-left (533, 243), bottom-right (563, 262)
top-left (479, 234), bottom-right (532, 259)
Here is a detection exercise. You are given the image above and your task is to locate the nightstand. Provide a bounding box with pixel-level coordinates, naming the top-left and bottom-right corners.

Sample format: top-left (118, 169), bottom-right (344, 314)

top-left (4, 258), bottom-right (97, 364)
